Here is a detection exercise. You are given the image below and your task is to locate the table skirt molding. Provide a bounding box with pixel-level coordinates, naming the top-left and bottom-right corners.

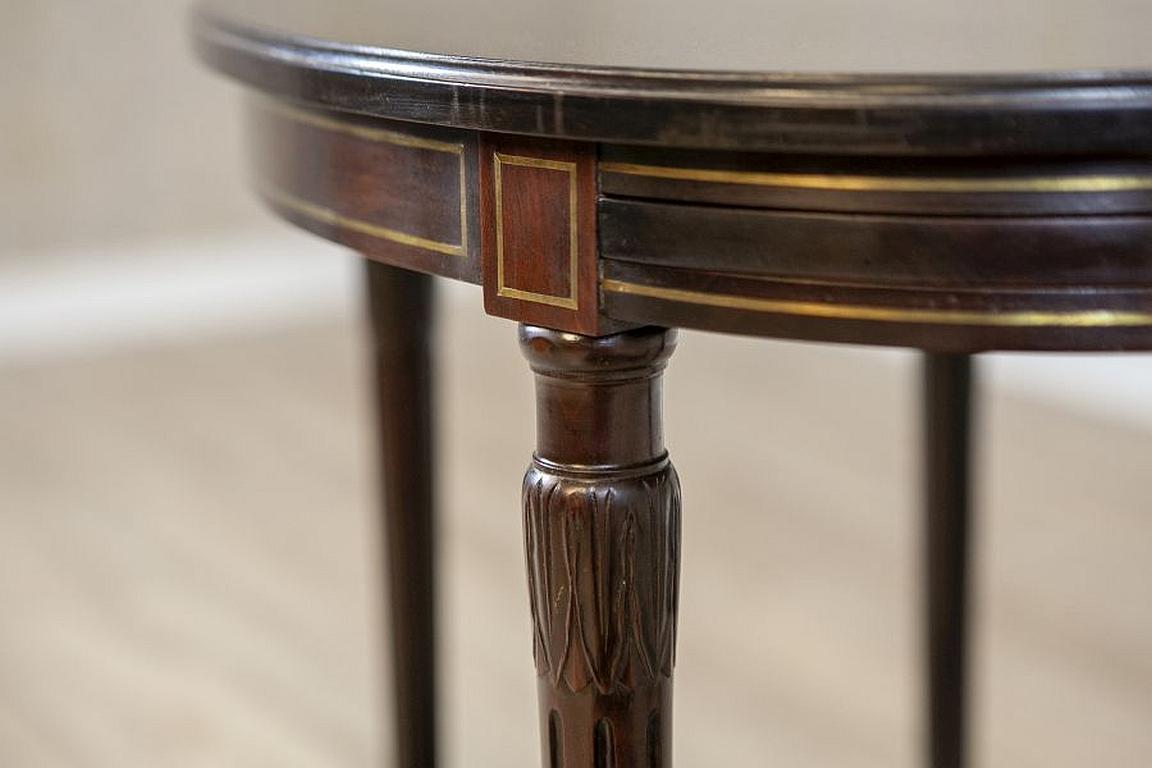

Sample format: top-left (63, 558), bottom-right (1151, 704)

top-left (246, 97), bottom-right (1152, 352)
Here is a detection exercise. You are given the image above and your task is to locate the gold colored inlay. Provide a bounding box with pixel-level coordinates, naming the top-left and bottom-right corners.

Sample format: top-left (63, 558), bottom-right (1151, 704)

top-left (261, 99), bottom-right (468, 256)
top-left (264, 98), bottom-right (462, 153)
top-left (262, 184), bottom-right (463, 257)
top-left (601, 279), bottom-right (1152, 328)
top-left (493, 153), bottom-right (580, 310)
top-left (600, 162), bottom-right (1152, 194)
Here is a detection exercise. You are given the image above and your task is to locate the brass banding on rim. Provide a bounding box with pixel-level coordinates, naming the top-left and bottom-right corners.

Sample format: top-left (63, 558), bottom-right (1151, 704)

top-left (263, 98), bottom-right (463, 153)
top-left (601, 279), bottom-right (1152, 328)
top-left (259, 99), bottom-right (469, 255)
top-left (261, 184), bottom-right (463, 256)
top-left (600, 162), bottom-right (1152, 194)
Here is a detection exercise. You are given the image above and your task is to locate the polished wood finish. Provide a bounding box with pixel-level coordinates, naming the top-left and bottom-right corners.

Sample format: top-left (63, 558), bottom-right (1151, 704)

top-left (600, 147), bottom-right (1152, 216)
top-left (599, 247), bottom-right (1152, 354)
top-left (520, 325), bottom-right (680, 767)
top-left (194, 5), bottom-right (1152, 767)
top-left (924, 355), bottom-right (975, 768)
top-left (233, 94), bottom-right (1152, 350)
top-left (480, 137), bottom-right (607, 335)
top-left (366, 262), bottom-right (438, 768)
top-left (193, 0), bottom-right (1152, 155)
top-left (252, 100), bottom-right (481, 284)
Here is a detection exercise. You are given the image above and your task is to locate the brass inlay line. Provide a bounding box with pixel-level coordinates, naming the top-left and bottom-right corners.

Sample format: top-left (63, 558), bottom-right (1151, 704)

top-left (262, 184), bottom-right (464, 257)
top-left (262, 99), bottom-right (469, 256)
top-left (600, 162), bottom-right (1152, 194)
top-left (265, 99), bottom-right (463, 153)
top-left (494, 153), bottom-right (580, 310)
top-left (601, 279), bottom-right (1152, 328)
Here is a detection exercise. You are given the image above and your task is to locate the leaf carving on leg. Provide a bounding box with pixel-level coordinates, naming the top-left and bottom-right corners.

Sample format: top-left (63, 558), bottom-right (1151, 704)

top-left (523, 462), bottom-right (681, 695)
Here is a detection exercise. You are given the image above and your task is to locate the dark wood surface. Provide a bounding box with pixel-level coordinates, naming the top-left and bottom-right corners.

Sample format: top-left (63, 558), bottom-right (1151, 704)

top-left (193, 1), bottom-right (1152, 352)
top-left (252, 102), bottom-right (481, 284)
top-left (194, 8), bottom-right (1152, 767)
top-left (365, 262), bottom-right (438, 768)
top-left (228, 97), bottom-right (1152, 351)
top-left (924, 355), bottom-right (975, 768)
top-left (479, 137), bottom-right (607, 335)
top-left (195, 6), bottom-right (1152, 156)
top-left (520, 325), bottom-right (680, 768)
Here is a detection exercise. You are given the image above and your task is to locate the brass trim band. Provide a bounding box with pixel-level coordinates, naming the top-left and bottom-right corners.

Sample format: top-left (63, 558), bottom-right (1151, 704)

top-left (263, 98), bottom-right (462, 153)
top-left (601, 279), bottom-right (1152, 328)
top-left (261, 184), bottom-right (464, 256)
top-left (260, 99), bottom-right (469, 256)
top-left (600, 162), bottom-right (1152, 194)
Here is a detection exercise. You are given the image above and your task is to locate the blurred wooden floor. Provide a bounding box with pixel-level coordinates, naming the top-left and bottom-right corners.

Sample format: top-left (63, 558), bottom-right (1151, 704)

top-left (1, 290), bottom-right (1151, 767)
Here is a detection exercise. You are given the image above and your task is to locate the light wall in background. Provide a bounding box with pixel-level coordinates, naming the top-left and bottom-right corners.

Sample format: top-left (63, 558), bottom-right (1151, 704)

top-left (0, 0), bottom-right (264, 257)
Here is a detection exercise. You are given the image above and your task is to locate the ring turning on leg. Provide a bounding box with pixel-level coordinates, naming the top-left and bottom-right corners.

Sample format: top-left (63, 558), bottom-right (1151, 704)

top-left (519, 325), bottom-right (681, 768)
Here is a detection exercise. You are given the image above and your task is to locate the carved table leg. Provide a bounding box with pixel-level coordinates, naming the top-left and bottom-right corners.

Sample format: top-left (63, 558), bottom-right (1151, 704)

top-left (519, 325), bottom-right (681, 768)
top-left (365, 260), bottom-right (437, 768)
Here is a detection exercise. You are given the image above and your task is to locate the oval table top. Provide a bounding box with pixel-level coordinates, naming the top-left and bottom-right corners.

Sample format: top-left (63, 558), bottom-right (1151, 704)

top-left (195, 0), bottom-right (1152, 154)
top-left (193, 0), bottom-right (1152, 351)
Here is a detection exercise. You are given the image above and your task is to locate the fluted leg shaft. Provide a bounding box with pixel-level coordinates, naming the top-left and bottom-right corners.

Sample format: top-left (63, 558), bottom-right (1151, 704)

top-left (520, 325), bottom-right (681, 768)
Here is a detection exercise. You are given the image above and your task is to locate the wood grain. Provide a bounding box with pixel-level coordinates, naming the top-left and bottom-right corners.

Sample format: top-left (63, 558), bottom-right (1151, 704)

top-left (250, 100), bottom-right (480, 283)
top-left (232, 96), bottom-right (1152, 351)
top-left (479, 137), bottom-right (606, 335)
top-left (193, 6), bottom-right (1152, 155)
top-left (520, 325), bottom-right (680, 766)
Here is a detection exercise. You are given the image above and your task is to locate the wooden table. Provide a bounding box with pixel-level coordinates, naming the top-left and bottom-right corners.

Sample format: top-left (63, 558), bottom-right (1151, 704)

top-left (192, 2), bottom-right (1152, 765)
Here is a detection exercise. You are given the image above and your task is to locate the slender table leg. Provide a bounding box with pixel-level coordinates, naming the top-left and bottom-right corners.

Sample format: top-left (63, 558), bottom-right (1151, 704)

top-left (365, 260), bottom-right (437, 768)
top-left (923, 353), bottom-right (975, 768)
top-left (519, 325), bottom-right (681, 768)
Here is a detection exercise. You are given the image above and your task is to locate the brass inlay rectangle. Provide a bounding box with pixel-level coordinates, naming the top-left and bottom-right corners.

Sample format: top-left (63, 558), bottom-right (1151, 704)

top-left (261, 99), bottom-right (468, 257)
top-left (601, 279), bottom-right (1152, 328)
top-left (493, 153), bottom-right (580, 310)
top-left (600, 161), bottom-right (1152, 195)
top-left (261, 184), bottom-right (463, 256)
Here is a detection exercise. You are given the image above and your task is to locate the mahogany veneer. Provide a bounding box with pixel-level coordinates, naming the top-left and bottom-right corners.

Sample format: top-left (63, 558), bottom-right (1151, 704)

top-left (193, 2), bottom-right (1152, 766)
